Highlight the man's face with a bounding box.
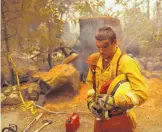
[96,39,117,59]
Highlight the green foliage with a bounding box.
[73,0,105,17]
[2,0,162,66]
[20,0,64,58]
[123,8,153,38]
[2,0,106,55]
[122,8,155,55]
[122,6,162,56]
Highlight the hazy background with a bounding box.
[1,0,162,84]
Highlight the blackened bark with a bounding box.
[2,0,15,85]
[61,47,69,57]
[48,52,52,69]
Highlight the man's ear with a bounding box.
[113,40,117,46]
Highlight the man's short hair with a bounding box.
[95,26,117,44]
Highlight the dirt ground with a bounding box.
[1,78,162,132]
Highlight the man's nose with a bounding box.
[99,48,103,53]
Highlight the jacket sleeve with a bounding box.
[86,69,96,104]
[115,56,148,109]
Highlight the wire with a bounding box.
[2,124,18,132]
[33,102,91,114]
[2,127,16,132]
[7,52,37,114]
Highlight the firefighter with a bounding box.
[86,26,148,132]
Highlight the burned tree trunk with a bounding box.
[2,0,16,85]
[78,16,123,79]
[147,0,150,19]
[47,52,52,69]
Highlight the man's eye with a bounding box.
[103,45,109,48]
[103,46,108,48]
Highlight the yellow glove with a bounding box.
[96,94,115,110]
[88,101,103,118]
[88,101,110,119]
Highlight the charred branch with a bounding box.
[61,48,69,57]
[53,46,71,52]
[30,53,41,62]
[6,30,18,39]
[48,52,52,69]
[5,16,20,23]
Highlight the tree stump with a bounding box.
[39,64,80,95]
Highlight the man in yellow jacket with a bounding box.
[86,26,148,132]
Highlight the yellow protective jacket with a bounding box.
[86,47,148,129]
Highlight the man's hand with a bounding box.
[96,94,114,110]
[88,102,103,118]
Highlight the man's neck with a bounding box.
[102,48,117,69]
[103,57,112,63]
[103,49,117,62]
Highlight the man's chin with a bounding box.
[101,55,112,61]
[101,55,108,59]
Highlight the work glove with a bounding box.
[88,101,103,118]
[96,94,115,110]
